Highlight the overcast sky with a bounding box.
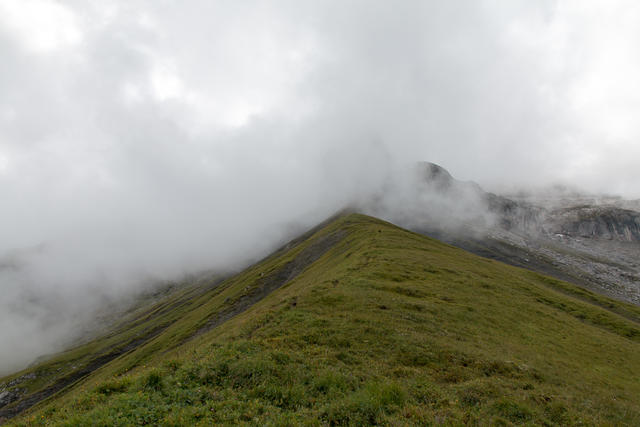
[1,0,640,373]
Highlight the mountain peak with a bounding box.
[3,212,639,425]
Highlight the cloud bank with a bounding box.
[2,0,640,374]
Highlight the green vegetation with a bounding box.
[2,213,640,425]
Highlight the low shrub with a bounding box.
[94,377,131,395]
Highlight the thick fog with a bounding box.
[2,1,640,375]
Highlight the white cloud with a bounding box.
[2,0,640,374]
[0,0,83,53]
[0,152,8,173]
[150,61,184,101]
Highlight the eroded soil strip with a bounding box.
[0,325,169,422]
[192,230,346,338]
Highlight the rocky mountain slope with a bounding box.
[378,162,640,305]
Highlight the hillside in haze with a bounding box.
[369,162,640,305]
[4,2,640,425]
[2,213,639,425]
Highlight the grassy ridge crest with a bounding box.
[3,213,640,425]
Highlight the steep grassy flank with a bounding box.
[4,214,640,425]
[0,213,347,421]
[0,275,225,419]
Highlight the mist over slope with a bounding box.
[372,163,640,305]
[3,0,640,379]
[3,157,640,376]
[2,214,639,425]
[0,158,496,375]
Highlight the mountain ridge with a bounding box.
[380,162,640,305]
[2,213,639,425]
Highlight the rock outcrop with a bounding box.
[407,162,640,305]
[548,206,640,242]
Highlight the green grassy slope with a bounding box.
[3,213,640,425]
[0,275,225,419]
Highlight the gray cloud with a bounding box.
[1,0,640,374]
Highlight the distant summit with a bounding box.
[398,162,640,304]
[418,161,454,185]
